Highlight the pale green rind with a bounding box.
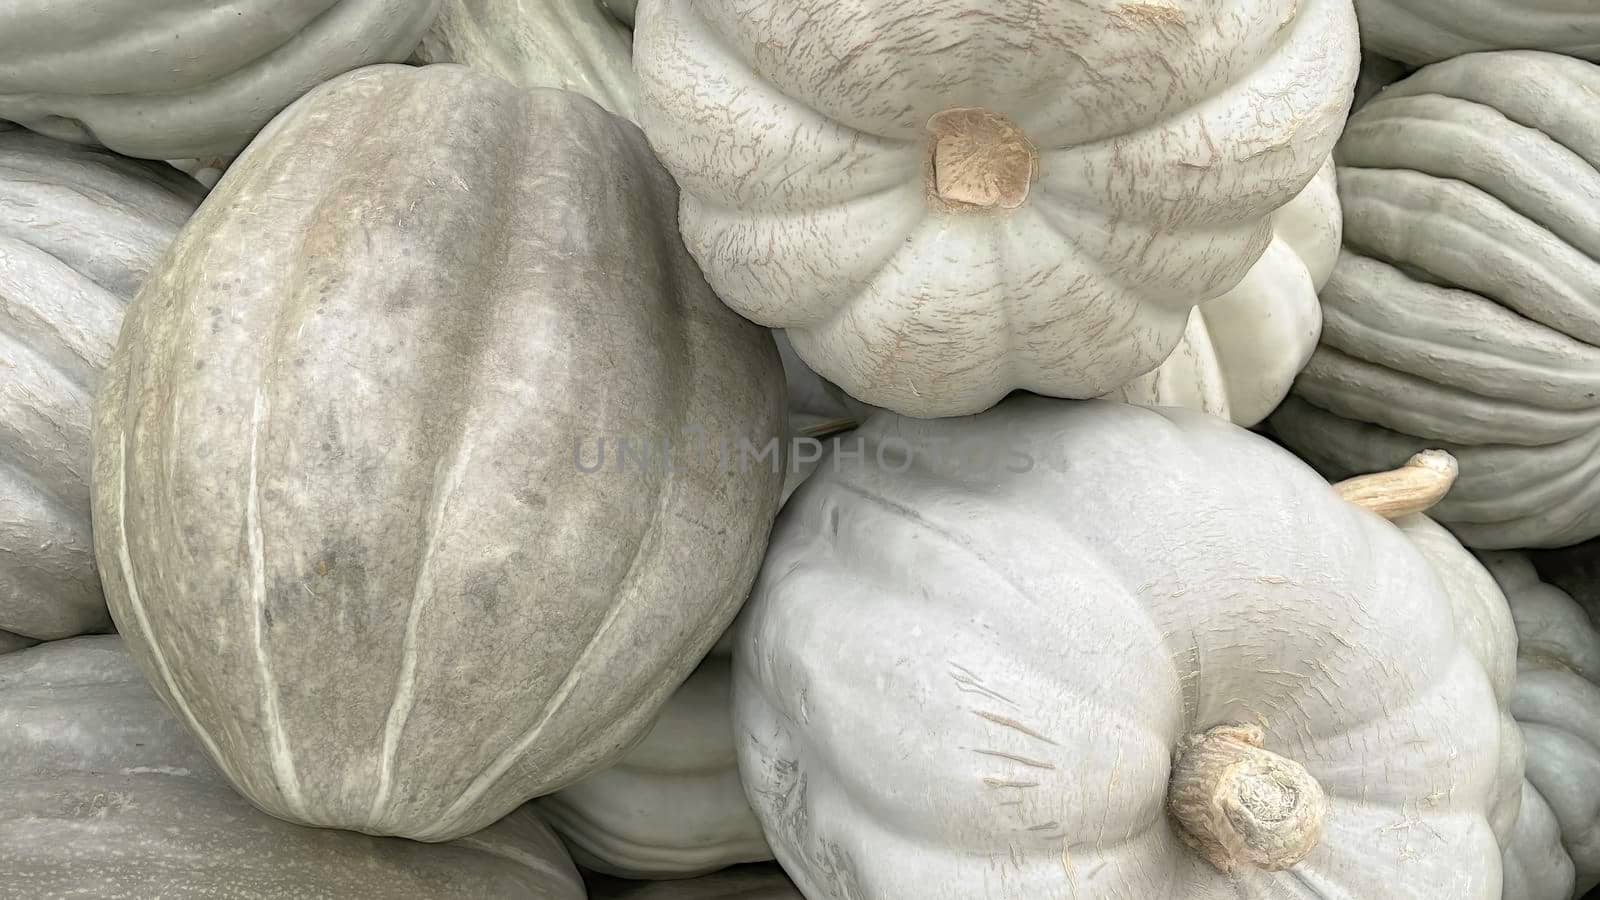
[0,130,204,642]
[1353,0,1600,66]
[0,0,442,159]
[1269,397,1600,549]
[0,637,586,899]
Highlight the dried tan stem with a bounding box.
[1332,450,1458,519]
[927,108,1038,210]
[1168,724,1326,874]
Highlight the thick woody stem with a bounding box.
[1332,450,1458,519]
[927,108,1038,210]
[1168,724,1327,874]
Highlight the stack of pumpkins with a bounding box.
[1,0,1597,898]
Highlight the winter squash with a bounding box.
[735,398,1511,897]
[0,0,440,159]
[1482,551,1600,898]
[1270,51,1600,549]
[1351,0,1600,66]
[0,637,586,898]
[587,865,802,899]
[538,640,772,877]
[1106,158,1339,427]
[91,64,786,842]
[634,0,1359,418]
[0,130,205,646]
[1331,457,1565,900]
[415,0,639,121]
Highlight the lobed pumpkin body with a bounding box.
[1397,515,1577,900]
[415,0,639,120]
[0,1,440,160]
[0,637,586,899]
[634,0,1358,417]
[1270,51,1600,549]
[538,642,772,878]
[1352,0,1600,66]
[1106,158,1338,426]
[587,865,803,899]
[91,64,786,842]
[1484,552,1600,898]
[735,398,1510,898]
[0,130,205,647]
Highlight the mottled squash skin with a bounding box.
[0,637,586,899]
[92,64,785,842]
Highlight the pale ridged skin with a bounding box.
[736,399,1508,899]
[634,0,1358,418]
[1481,552,1600,898]
[587,865,802,899]
[0,0,441,159]
[1105,157,1338,427]
[1271,52,1600,549]
[0,637,587,899]
[1353,0,1600,66]
[91,64,786,842]
[1397,516,1574,900]
[415,0,639,121]
[538,649,773,878]
[0,131,205,644]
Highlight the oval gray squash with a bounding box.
[0,0,440,160]
[0,637,586,899]
[91,63,786,842]
[1270,51,1600,549]
[1,130,205,646]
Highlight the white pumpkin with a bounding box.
[634,0,1359,418]
[415,0,638,121]
[735,398,1510,898]
[1106,158,1338,426]
[1483,551,1600,898]
[537,643,773,878]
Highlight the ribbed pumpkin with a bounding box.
[736,399,1512,898]
[1270,51,1600,549]
[415,0,638,120]
[587,865,802,899]
[538,637,772,878]
[91,64,785,842]
[0,0,440,159]
[634,0,1358,418]
[0,130,205,649]
[1352,0,1600,66]
[0,637,586,898]
[1106,158,1338,426]
[1483,550,1600,898]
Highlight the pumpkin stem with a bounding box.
[1332,450,1458,519]
[926,108,1038,210]
[1168,724,1326,874]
